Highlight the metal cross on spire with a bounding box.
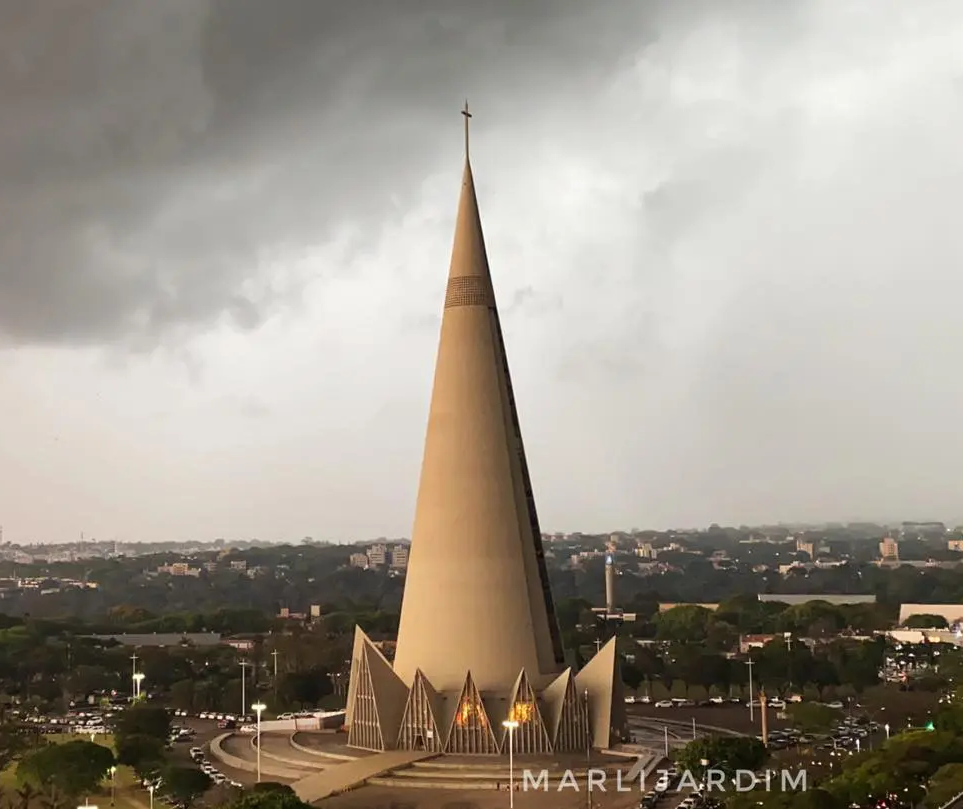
[461,100,472,159]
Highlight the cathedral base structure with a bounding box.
[345,628,626,755]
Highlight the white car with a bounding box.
[769,699,786,709]
[654,700,674,708]
[239,724,257,734]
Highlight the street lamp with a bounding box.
[252,702,267,783]
[240,661,253,719]
[147,785,154,809]
[133,672,145,700]
[502,720,519,808]
[77,802,98,809]
[109,766,116,806]
[884,723,891,739]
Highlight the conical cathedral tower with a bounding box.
[344,107,625,755]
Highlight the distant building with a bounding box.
[795,539,816,559]
[366,543,388,567]
[230,560,248,571]
[757,593,876,606]
[740,634,777,654]
[156,562,201,577]
[390,545,409,570]
[348,552,369,569]
[88,632,222,647]
[636,543,657,559]
[948,540,963,553]
[879,537,900,561]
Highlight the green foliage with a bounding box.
[16,739,114,798]
[252,783,296,794]
[161,765,212,808]
[115,733,167,779]
[923,763,963,808]
[825,729,963,805]
[115,703,171,743]
[904,613,950,629]
[786,702,842,733]
[277,668,333,710]
[226,786,312,809]
[674,735,768,778]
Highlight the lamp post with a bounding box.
[133,672,145,701]
[884,723,891,739]
[77,801,98,809]
[502,720,519,808]
[147,785,154,809]
[130,653,138,702]
[240,661,252,718]
[252,702,267,783]
[109,765,116,806]
[746,657,755,722]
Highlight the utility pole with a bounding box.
[240,661,252,718]
[746,658,755,723]
[271,649,279,700]
[130,654,139,702]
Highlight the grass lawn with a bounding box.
[0,733,171,808]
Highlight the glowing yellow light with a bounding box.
[455,694,488,727]
[509,702,535,723]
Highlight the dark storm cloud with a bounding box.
[0,0,660,347]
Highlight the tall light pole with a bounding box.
[130,653,138,702]
[663,726,669,758]
[147,785,154,809]
[252,702,267,783]
[133,672,145,701]
[109,765,116,806]
[746,658,755,722]
[240,661,252,718]
[502,719,519,807]
[271,649,279,701]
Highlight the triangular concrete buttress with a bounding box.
[362,639,409,749]
[344,626,368,727]
[541,667,589,752]
[396,668,445,753]
[575,636,627,749]
[445,671,499,755]
[347,643,382,751]
[346,633,408,751]
[501,669,552,754]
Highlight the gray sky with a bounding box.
[2,0,962,543]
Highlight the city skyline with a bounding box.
[2,3,963,543]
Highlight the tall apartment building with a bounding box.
[390,544,409,570]
[879,537,900,561]
[349,552,369,569]
[366,543,388,567]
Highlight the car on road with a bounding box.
[654,700,674,708]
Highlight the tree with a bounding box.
[674,736,768,778]
[653,606,714,643]
[115,734,167,779]
[924,763,963,808]
[225,787,313,809]
[115,704,171,743]
[787,702,842,733]
[162,766,211,808]
[905,613,949,629]
[277,668,332,709]
[252,783,296,794]
[17,740,114,799]
[0,723,35,774]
